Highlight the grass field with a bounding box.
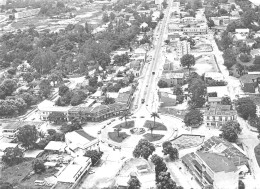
[113,121,135,129]
[108,132,130,143]
[143,133,164,142]
[143,120,167,131]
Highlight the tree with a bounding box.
[103,96,115,105]
[241,10,255,27]
[0,182,13,189]
[235,97,256,120]
[208,19,215,28]
[231,4,236,10]
[221,96,231,105]
[162,141,179,161]
[156,172,178,189]
[84,150,103,165]
[59,85,69,96]
[1,79,17,96]
[102,12,109,23]
[221,121,242,142]
[221,31,233,50]
[47,129,56,136]
[239,180,245,189]
[17,125,38,149]
[113,54,130,66]
[188,77,206,108]
[19,93,37,107]
[151,154,168,182]
[128,176,141,189]
[254,56,260,65]
[184,109,203,127]
[133,139,155,160]
[162,0,168,9]
[39,79,52,98]
[180,54,195,75]
[32,159,46,174]
[158,80,168,88]
[219,8,228,15]
[120,112,129,128]
[2,147,24,166]
[151,112,159,135]
[110,12,116,20]
[48,112,66,124]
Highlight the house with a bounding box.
[206,86,229,106]
[251,49,260,58]
[240,72,260,93]
[140,22,148,29]
[235,28,250,34]
[168,23,181,33]
[57,156,91,184]
[204,72,224,82]
[160,73,185,86]
[158,92,176,107]
[0,142,18,152]
[65,129,99,156]
[113,48,130,56]
[37,100,71,121]
[44,141,67,153]
[204,105,237,128]
[116,91,132,106]
[182,25,208,35]
[182,151,239,189]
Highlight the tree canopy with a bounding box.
[221,121,242,142]
[184,109,203,127]
[133,139,155,160]
[235,97,256,120]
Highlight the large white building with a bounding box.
[14,8,40,19]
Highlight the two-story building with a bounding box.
[160,72,185,86]
[240,72,260,93]
[182,151,239,189]
[206,86,229,106]
[204,105,237,128]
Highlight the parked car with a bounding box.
[89,170,95,174]
[102,125,106,129]
[97,130,101,134]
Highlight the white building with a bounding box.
[204,72,225,81]
[183,26,208,35]
[14,8,40,19]
[182,151,239,189]
[37,100,71,121]
[207,86,229,106]
[235,28,250,34]
[65,129,99,156]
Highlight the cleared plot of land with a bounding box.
[108,132,130,143]
[143,120,167,131]
[171,134,205,149]
[113,121,135,129]
[192,54,219,75]
[143,133,164,142]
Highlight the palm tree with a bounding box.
[38,131,45,140]
[120,111,129,128]
[148,123,154,136]
[115,125,122,137]
[151,112,159,128]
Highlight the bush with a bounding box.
[239,53,251,63]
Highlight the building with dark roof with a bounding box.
[182,151,239,189]
[204,105,237,128]
[240,72,260,93]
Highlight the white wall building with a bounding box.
[176,40,190,60]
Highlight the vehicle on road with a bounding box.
[141,99,145,104]
[88,171,95,174]
[132,116,136,118]
[107,122,111,125]
[152,71,155,75]
[102,126,106,129]
[140,116,145,118]
[108,144,112,147]
[97,130,101,134]
[111,119,116,122]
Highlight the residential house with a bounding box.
[182,151,239,189]
[160,72,185,86]
[245,39,255,47]
[233,33,247,42]
[206,86,229,106]
[113,48,130,56]
[65,129,99,156]
[168,23,182,33]
[204,105,237,128]
[240,72,260,93]
[44,141,67,153]
[140,22,148,30]
[37,100,71,121]
[251,49,260,58]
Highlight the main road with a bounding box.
[134,0,172,117]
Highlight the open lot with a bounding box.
[143,120,167,131]
[192,54,219,75]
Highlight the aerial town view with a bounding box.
[1,0,260,188]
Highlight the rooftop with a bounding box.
[204,105,236,116]
[196,151,237,173]
[44,141,67,152]
[75,129,96,141]
[207,86,229,97]
[240,74,260,83]
[0,142,18,151]
[250,95,260,105]
[162,72,184,79]
[204,72,224,81]
[38,100,71,112]
[199,136,248,167]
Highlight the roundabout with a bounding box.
[100,114,181,148]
